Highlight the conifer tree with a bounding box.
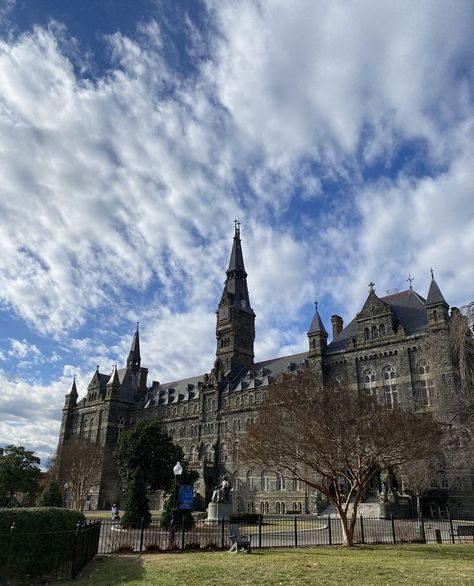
[38,478,63,507]
[121,466,151,527]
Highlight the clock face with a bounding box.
[218,306,229,320]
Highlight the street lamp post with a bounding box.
[169,461,183,548]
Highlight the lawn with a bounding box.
[72,544,474,586]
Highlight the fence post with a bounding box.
[360,515,365,544]
[220,518,225,549]
[258,515,262,549]
[449,514,455,544]
[328,516,332,546]
[420,515,426,543]
[71,521,81,578]
[139,517,145,553]
[181,515,186,550]
[294,516,298,548]
[390,514,396,544]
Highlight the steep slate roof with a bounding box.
[307,303,328,335]
[328,289,429,352]
[426,276,447,306]
[139,352,310,408]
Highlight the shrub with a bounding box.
[160,491,194,529]
[0,507,85,579]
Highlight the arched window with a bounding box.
[234,441,240,461]
[276,502,281,514]
[364,327,370,341]
[417,360,434,407]
[246,470,254,491]
[276,472,285,491]
[292,472,301,491]
[371,325,379,339]
[261,471,269,491]
[363,369,377,397]
[379,324,386,337]
[383,366,398,409]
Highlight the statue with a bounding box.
[211,476,232,504]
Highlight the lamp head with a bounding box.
[173,461,183,476]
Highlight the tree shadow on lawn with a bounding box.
[72,555,145,585]
[325,544,474,561]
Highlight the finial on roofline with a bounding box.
[430,267,434,280]
[314,299,318,310]
[406,273,414,290]
[368,281,375,292]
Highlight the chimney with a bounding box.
[331,315,343,339]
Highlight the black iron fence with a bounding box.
[96,514,474,554]
[0,520,101,584]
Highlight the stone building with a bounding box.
[58,224,473,516]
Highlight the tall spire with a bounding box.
[127,323,141,372]
[215,222,255,378]
[69,376,78,399]
[307,300,328,356]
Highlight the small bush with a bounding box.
[0,507,85,578]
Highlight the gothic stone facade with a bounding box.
[58,226,474,516]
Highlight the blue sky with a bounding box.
[1,0,473,464]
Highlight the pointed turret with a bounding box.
[308,301,328,356]
[215,221,255,379]
[64,376,78,409]
[127,323,141,372]
[426,270,449,330]
[426,270,448,306]
[106,364,121,398]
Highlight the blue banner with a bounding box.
[177,484,194,510]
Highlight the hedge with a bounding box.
[0,507,85,579]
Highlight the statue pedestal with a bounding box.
[206,502,232,522]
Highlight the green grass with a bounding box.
[71,544,474,586]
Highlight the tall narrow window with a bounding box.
[383,366,398,409]
[261,471,269,491]
[364,327,370,341]
[379,324,386,337]
[417,360,434,407]
[276,472,285,491]
[246,470,254,490]
[371,325,379,339]
[363,369,377,397]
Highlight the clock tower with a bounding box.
[215,221,255,379]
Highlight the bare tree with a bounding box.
[245,368,442,546]
[58,439,105,511]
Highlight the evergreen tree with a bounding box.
[121,466,151,527]
[38,478,63,507]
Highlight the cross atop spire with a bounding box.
[407,273,414,290]
[234,218,241,236]
[369,281,375,292]
[136,321,139,333]
[430,267,434,279]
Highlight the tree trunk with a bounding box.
[338,510,356,546]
